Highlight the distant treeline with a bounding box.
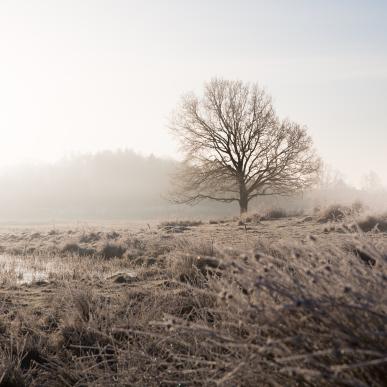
[0,149,385,222]
[0,150,237,222]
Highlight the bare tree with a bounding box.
[170,78,320,214]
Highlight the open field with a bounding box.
[0,214,386,386]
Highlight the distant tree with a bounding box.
[170,78,320,214]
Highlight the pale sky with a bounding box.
[0,0,386,186]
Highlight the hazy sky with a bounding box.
[1,0,386,186]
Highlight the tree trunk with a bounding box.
[239,183,248,215]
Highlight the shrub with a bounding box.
[106,231,120,239]
[356,214,387,232]
[61,243,81,254]
[100,243,126,259]
[61,242,96,256]
[262,208,288,220]
[317,204,352,223]
[79,232,101,243]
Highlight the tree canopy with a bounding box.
[170,78,320,214]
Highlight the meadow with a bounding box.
[0,209,386,386]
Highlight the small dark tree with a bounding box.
[170,78,320,214]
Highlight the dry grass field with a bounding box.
[0,211,386,386]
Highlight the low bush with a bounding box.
[100,242,126,259]
[79,232,101,243]
[262,208,289,220]
[61,242,96,256]
[106,231,120,239]
[356,214,387,232]
[317,204,352,223]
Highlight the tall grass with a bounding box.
[0,228,385,386]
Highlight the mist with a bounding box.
[0,149,384,223]
[0,150,239,222]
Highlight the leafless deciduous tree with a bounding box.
[170,78,321,214]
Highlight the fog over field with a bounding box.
[0,149,385,222]
[0,150,239,221]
